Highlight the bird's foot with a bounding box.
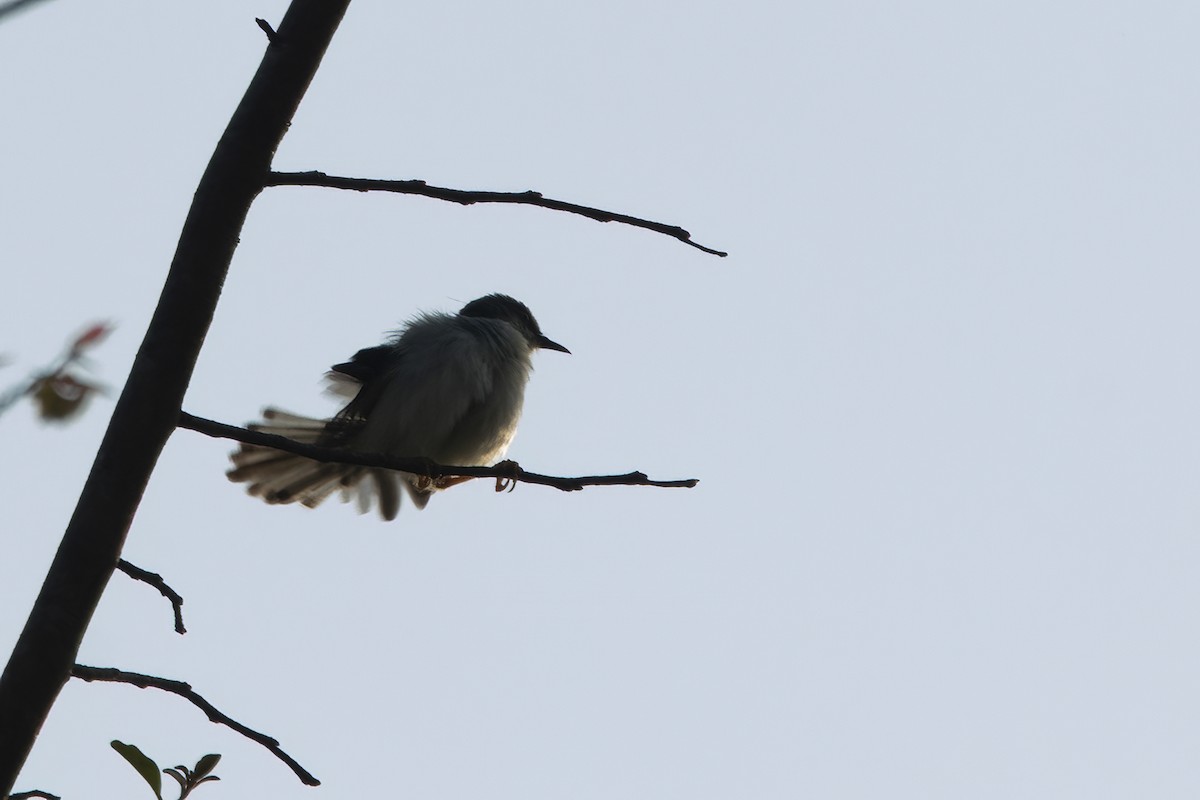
[493,459,521,493]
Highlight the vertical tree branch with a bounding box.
[0,2,352,792]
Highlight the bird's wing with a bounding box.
[341,326,502,461]
[329,344,394,384]
[320,344,401,445]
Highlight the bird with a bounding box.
[226,293,570,520]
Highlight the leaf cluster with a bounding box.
[110,742,220,800]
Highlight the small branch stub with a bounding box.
[255,17,277,42]
[116,559,187,635]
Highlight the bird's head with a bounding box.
[459,294,571,354]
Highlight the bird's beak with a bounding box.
[536,335,571,354]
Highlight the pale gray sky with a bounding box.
[4,1,1200,797]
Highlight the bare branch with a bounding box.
[178,411,699,491]
[71,665,319,787]
[10,791,60,800]
[115,559,187,635]
[266,170,729,257]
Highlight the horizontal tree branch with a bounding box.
[115,559,187,635]
[178,411,699,491]
[266,170,728,257]
[71,665,319,787]
[10,790,60,800]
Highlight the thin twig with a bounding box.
[71,665,319,787]
[178,411,699,490]
[266,170,728,257]
[255,17,277,42]
[116,559,187,635]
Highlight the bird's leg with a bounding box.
[493,459,521,493]
[411,463,482,492]
[435,475,475,490]
[410,457,441,492]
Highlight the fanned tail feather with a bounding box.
[226,407,408,520]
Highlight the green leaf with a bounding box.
[193,753,221,780]
[111,741,163,800]
[164,767,187,789]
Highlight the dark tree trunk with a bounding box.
[0,2,351,792]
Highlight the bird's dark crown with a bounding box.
[459,293,544,340]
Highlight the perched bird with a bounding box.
[227,294,569,520]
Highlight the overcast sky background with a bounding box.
[3,1,1200,797]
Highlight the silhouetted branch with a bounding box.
[0,4,351,792]
[266,170,728,257]
[10,790,60,800]
[255,17,277,42]
[178,411,699,490]
[116,559,187,635]
[71,665,319,787]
